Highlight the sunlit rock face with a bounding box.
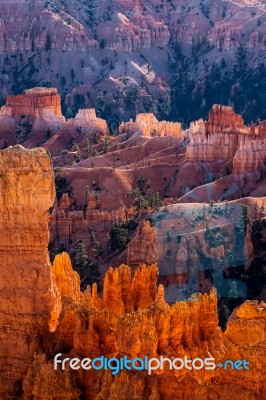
[0,145,61,399]
[119,113,182,137]
[4,88,63,118]
[127,220,158,266]
[185,105,266,176]
[0,148,264,399]
[23,254,266,400]
[67,108,108,135]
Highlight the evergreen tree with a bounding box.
[157,94,171,120]
[147,59,152,74]
[128,188,147,215]
[84,186,90,206]
[240,204,251,233]
[72,142,80,153]
[75,242,89,275]
[92,240,102,266]
[219,303,230,331]
[228,280,239,300]
[71,67,75,82]
[166,230,172,242]
[74,241,100,288]
[147,192,161,211]
[45,32,52,51]
[109,220,129,251]
[103,135,109,154]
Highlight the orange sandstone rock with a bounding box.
[0,145,61,399]
[0,146,265,399]
[127,220,158,266]
[206,104,245,134]
[24,253,266,399]
[5,88,63,118]
[52,252,81,304]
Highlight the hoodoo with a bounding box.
[0,146,61,399]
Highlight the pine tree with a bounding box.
[240,204,251,233]
[219,303,230,331]
[84,186,90,206]
[45,33,52,51]
[92,240,102,266]
[166,230,172,242]
[71,67,75,82]
[75,242,89,276]
[128,188,147,215]
[228,281,238,299]
[147,59,152,74]
[109,220,129,251]
[74,242,100,288]
[147,192,161,211]
[72,142,80,153]
[103,135,109,154]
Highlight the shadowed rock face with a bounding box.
[0,145,61,399]
[0,0,265,123]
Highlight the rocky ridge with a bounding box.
[0,0,265,125]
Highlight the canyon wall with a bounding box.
[3,88,63,118]
[49,192,132,245]
[0,2,97,53]
[233,138,266,174]
[106,17,170,52]
[0,0,265,57]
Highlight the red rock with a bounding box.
[5,88,63,118]
[186,105,266,176]
[127,220,158,266]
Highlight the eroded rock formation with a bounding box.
[0,88,63,122]
[22,254,266,400]
[0,148,265,399]
[119,113,181,137]
[186,105,266,175]
[68,108,108,135]
[0,145,61,399]
[127,220,158,266]
[233,138,266,174]
[206,105,246,135]
[106,16,170,52]
[0,89,112,148]
[0,1,97,53]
